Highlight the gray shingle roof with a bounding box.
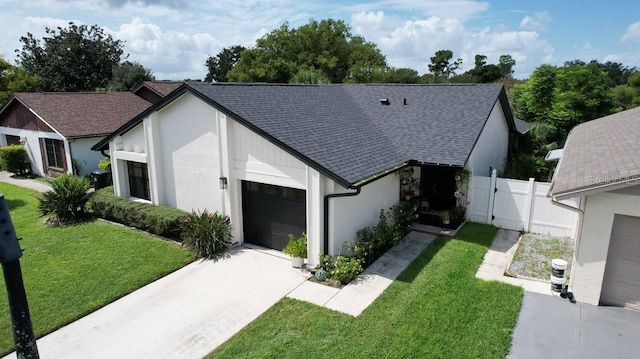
[550,106,640,198]
[513,117,531,134]
[188,83,509,186]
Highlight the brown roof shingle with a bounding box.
[8,92,152,139]
[550,106,640,198]
[136,81,182,97]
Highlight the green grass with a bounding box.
[0,182,196,355]
[210,223,523,359]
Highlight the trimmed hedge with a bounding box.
[0,144,31,175]
[88,186,188,240]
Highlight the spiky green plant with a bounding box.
[180,209,233,258]
[38,174,92,224]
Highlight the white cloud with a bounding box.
[112,18,220,80]
[520,11,551,32]
[621,21,640,42]
[581,41,592,50]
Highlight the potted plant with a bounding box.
[283,232,307,268]
[441,210,450,225]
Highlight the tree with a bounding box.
[109,61,153,91]
[428,50,462,82]
[1,57,39,105]
[498,55,516,78]
[16,22,124,91]
[226,19,387,83]
[204,45,246,82]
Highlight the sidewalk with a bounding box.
[288,231,436,316]
[0,171,51,193]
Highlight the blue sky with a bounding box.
[1,0,638,81]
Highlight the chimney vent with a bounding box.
[403,98,407,105]
[380,98,390,105]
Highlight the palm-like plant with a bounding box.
[38,175,93,224]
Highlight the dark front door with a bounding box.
[420,166,458,211]
[242,181,306,250]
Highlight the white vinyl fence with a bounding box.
[467,170,580,238]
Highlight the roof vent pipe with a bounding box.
[380,98,390,105]
[403,98,407,105]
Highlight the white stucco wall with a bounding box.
[69,137,106,175]
[466,100,509,176]
[0,127,68,176]
[571,188,640,305]
[328,173,400,255]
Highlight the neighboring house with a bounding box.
[92,83,521,265]
[549,106,640,310]
[133,81,182,104]
[0,92,152,176]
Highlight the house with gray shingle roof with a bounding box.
[548,105,640,310]
[93,82,520,264]
[0,91,152,177]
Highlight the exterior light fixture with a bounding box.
[219,177,228,189]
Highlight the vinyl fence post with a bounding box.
[523,178,536,232]
[486,169,497,225]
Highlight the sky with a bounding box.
[0,0,639,81]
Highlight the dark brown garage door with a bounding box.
[241,181,306,250]
[601,214,640,310]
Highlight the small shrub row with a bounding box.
[315,202,417,285]
[0,144,30,175]
[88,186,187,240]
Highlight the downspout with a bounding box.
[323,187,361,256]
[550,194,585,296]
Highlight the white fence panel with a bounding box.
[468,170,580,238]
[467,175,491,223]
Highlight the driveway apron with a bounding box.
[508,291,640,359]
[3,247,309,359]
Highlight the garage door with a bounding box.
[241,181,306,251]
[600,214,640,310]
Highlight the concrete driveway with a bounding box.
[509,291,640,359]
[3,247,309,359]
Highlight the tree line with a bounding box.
[2,19,640,181]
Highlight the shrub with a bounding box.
[319,254,363,285]
[0,145,30,175]
[98,157,111,171]
[283,232,307,258]
[88,187,186,239]
[38,175,92,224]
[180,209,233,258]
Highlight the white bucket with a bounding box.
[550,275,565,292]
[551,259,568,277]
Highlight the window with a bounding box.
[127,161,150,200]
[5,135,20,146]
[44,138,64,169]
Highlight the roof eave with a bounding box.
[551,177,640,200]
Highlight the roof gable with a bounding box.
[3,92,152,139]
[550,106,640,198]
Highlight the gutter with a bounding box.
[549,193,585,293]
[322,162,406,255]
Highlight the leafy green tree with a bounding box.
[428,50,462,82]
[227,19,387,83]
[370,67,419,84]
[0,57,39,105]
[290,67,330,84]
[109,61,154,91]
[205,45,246,82]
[16,22,124,91]
[498,55,516,78]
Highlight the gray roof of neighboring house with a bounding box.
[549,106,640,199]
[513,117,531,134]
[94,82,515,188]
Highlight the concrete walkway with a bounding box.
[3,247,310,359]
[288,231,436,316]
[0,171,51,193]
[508,291,640,359]
[476,228,550,295]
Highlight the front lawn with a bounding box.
[211,223,523,358]
[0,182,196,355]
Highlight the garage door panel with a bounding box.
[601,214,640,310]
[242,181,306,251]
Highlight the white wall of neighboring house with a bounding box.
[571,188,640,305]
[466,100,509,176]
[69,136,106,175]
[0,127,68,177]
